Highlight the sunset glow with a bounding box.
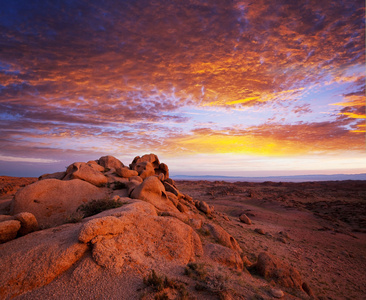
[0,0,365,177]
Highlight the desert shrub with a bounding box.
[112,181,127,190]
[66,211,85,223]
[143,270,188,299]
[77,197,127,218]
[184,263,207,281]
[154,292,169,300]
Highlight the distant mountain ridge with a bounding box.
[171,173,366,182]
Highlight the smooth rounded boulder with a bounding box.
[14,212,38,236]
[133,161,155,179]
[98,155,124,170]
[64,162,108,187]
[11,179,107,228]
[130,176,178,212]
[115,167,138,178]
[0,220,21,243]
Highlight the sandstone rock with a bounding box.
[0,220,21,243]
[255,228,265,235]
[156,162,169,179]
[98,155,124,170]
[242,255,253,267]
[0,215,13,222]
[164,181,179,196]
[133,161,155,179]
[270,288,284,298]
[197,200,212,214]
[115,167,138,178]
[64,162,108,187]
[239,214,252,225]
[130,176,178,212]
[164,177,176,187]
[160,211,189,223]
[205,243,243,270]
[166,191,179,206]
[130,153,160,170]
[253,252,303,289]
[189,218,203,229]
[14,212,38,236]
[0,223,88,299]
[11,179,107,228]
[177,202,188,213]
[85,161,106,172]
[202,223,242,253]
[183,193,193,202]
[38,171,66,180]
[129,176,143,183]
[79,216,126,243]
[91,216,203,271]
[126,179,141,195]
[158,173,165,181]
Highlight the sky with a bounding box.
[0,0,365,177]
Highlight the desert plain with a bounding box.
[0,154,365,300]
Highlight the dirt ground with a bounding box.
[176,180,366,300]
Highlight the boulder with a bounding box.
[130,176,178,212]
[156,163,169,179]
[166,191,179,206]
[202,223,242,253]
[270,288,285,298]
[11,179,107,228]
[132,161,155,179]
[38,171,66,180]
[130,153,160,170]
[163,181,179,196]
[129,176,143,183]
[91,215,203,272]
[164,178,176,187]
[177,202,188,213]
[197,200,212,214]
[79,216,126,243]
[0,220,21,243]
[98,155,124,170]
[253,252,303,289]
[115,167,138,178]
[64,162,108,187]
[205,243,243,270]
[86,161,105,172]
[239,214,252,225]
[0,223,88,299]
[14,212,38,236]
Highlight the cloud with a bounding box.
[0,0,364,174]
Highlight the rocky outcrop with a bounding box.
[1,153,283,299]
[64,162,108,187]
[0,223,88,299]
[204,243,243,270]
[11,179,107,228]
[130,154,170,179]
[202,222,242,253]
[98,155,124,170]
[253,252,303,290]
